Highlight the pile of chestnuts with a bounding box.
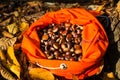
[37,20,83,61]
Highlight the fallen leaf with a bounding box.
[0,49,6,61]
[0,37,17,50]
[96,4,105,12]
[0,18,11,27]
[7,46,21,78]
[87,5,99,10]
[107,72,115,78]
[27,1,42,7]
[12,11,19,17]
[29,68,54,80]
[0,64,16,80]
[7,23,18,34]
[7,46,20,66]
[2,31,14,38]
[9,64,21,79]
[116,1,120,11]
[19,22,29,32]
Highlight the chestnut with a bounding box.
[69,57,75,61]
[75,49,82,54]
[48,40,54,45]
[44,45,50,50]
[72,31,78,38]
[59,36,65,44]
[62,53,66,57]
[76,29,81,34]
[61,43,69,52]
[53,42,59,49]
[48,28,53,34]
[51,34,59,40]
[66,34,73,42]
[42,34,49,40]
[70,47,74,52]
[78,56,82,61]
[58,56,64,60]
[71,24,77,31]
[56,38,60,42]
[59,48,63,53]
[44,51,49,55]
[54,50,60,57]
[48,32,53,37]
[61,30,67,36]
[50,46,55,51]
[65,55,70,61]
[64,22,71,30]
[53,26,58,33]
[38,21,83,61]
[40,40,44,43]
[74,45,82,54]
[44,41,49,46]
[65,52,72,56]
[74,44,81,49]
[78,25,83,30]
[47,53,54,59]
[74,38,81,44]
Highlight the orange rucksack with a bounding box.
[21,8,109,79]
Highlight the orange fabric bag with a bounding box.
[21,8,108,79]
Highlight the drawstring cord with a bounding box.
[35,62,67,70]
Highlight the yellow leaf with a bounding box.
[107,72,115,78]
[19,22,29,32]
[0,64,16,80]
[9,64,21,79]
[116,1,120,11]
[7,46,20,66]
[0,49,6,61]
[7,47,21,78]
[96,4,105,12]
[7,23,18,34]
[29,68,54,80]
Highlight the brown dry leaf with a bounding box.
[27,1,42,7]
[12,11,19,17]
[19,22,29,32]
[0,18,11,27]
[0,64,16,80]
[7,23,18,34]
[29,68,54,80]
[2,31,14,38]
[0,37,17,50]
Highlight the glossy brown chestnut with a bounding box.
[53,42,59,49]
[38,21,83,61]
[42,34,49,40]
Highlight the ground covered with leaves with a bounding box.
[0,0,120,80]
